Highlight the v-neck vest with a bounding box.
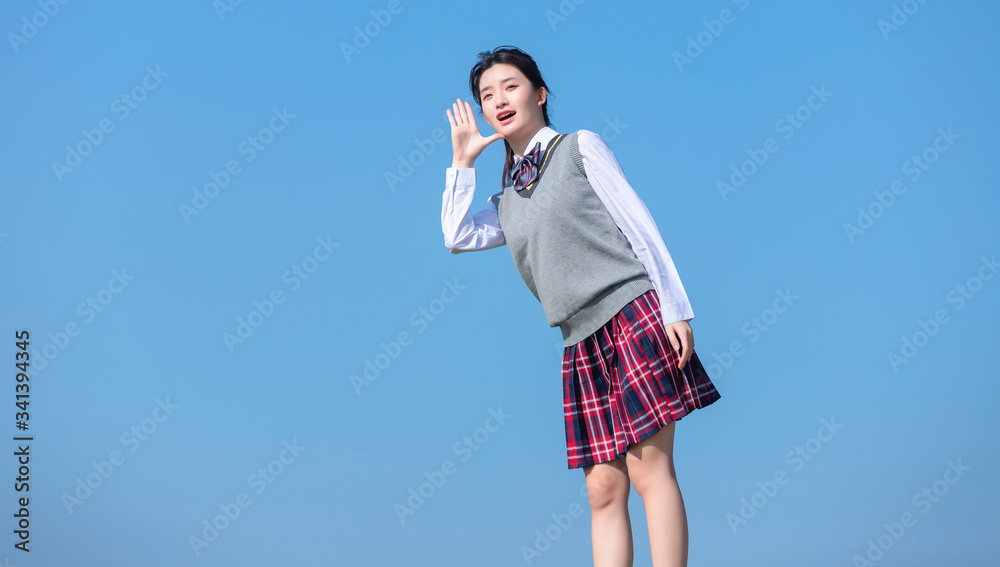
[489,131,653,347]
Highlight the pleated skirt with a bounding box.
[562,288,722,469]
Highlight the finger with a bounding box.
[664,325,681,357]
[464,101,479,131]
[678,333,691,370]
[458,99,470,124]
[453,101,464,124]
[446,108,456,129]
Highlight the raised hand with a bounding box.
[446,98,504,168]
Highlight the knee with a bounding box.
[628,462,678,498]
[585,460,630,510]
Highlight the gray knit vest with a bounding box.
[489,131,653,346]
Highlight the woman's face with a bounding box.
[478,63,546,144]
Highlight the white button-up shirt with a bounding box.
[441,126,695,327]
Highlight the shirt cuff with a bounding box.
[447,167,476,187]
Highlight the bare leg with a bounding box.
[583,456,634,567]
[625,421,688,567]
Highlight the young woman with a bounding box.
[440,46,721,567]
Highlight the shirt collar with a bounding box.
[515,126,560,160]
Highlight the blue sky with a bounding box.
[2,1,998,565]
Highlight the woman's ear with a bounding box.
[537,86,547,107]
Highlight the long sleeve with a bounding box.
[577,130,695,326]
[441,167,506,253]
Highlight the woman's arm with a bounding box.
[441,167,506,253]
[576,130,695,326]
[441,99,507,254]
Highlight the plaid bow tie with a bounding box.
[511,142,543,191]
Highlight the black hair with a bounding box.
[468,45,554,188]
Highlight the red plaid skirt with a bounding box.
[562,288,721,469]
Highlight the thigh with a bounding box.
[624,421,678,494]
[583,456,630,509]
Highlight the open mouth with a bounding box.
[497,111,515,125]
